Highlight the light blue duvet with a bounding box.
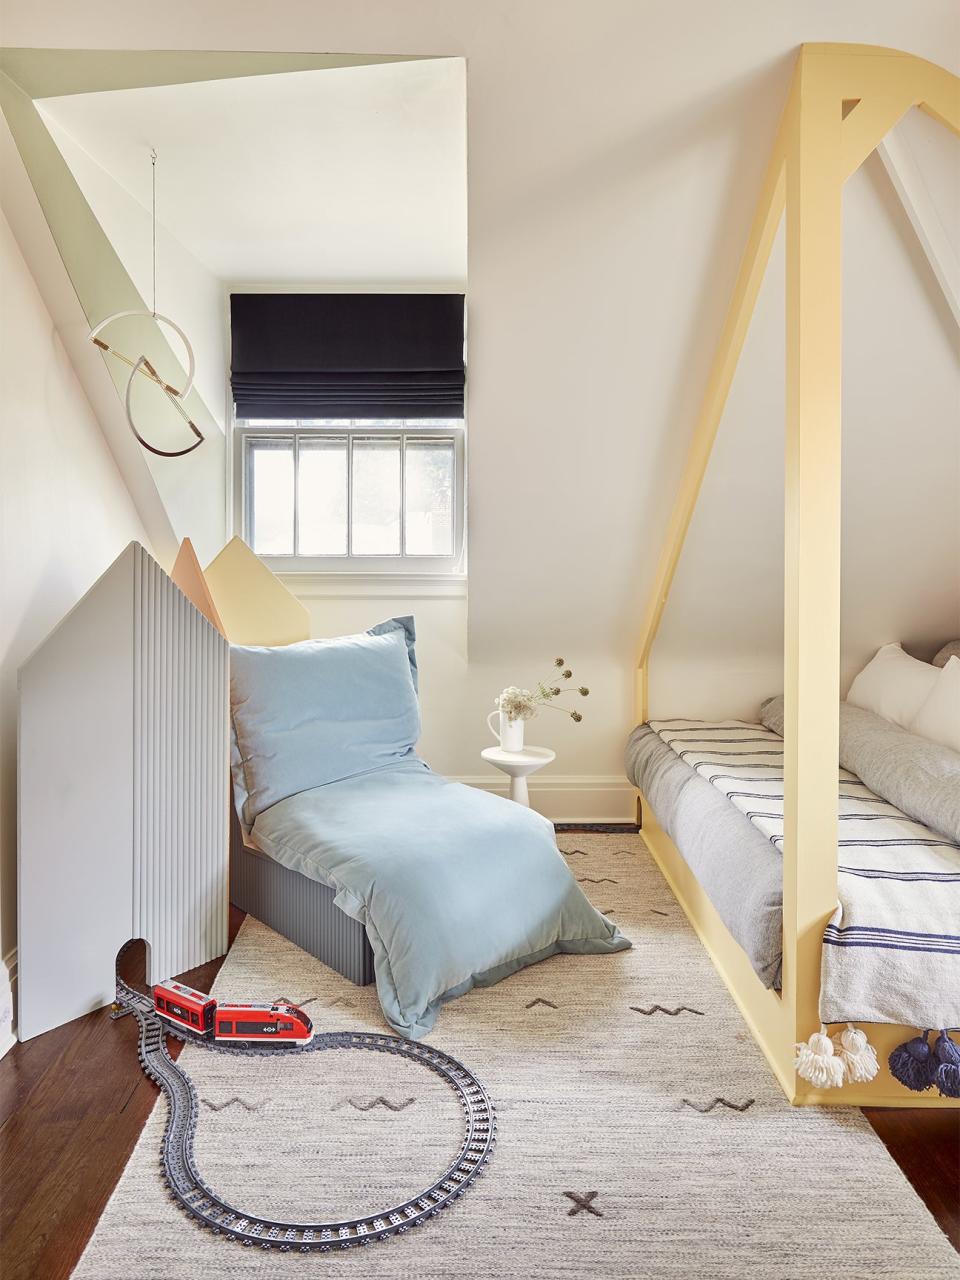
[252,760,631,1039]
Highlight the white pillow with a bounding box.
[909,656,960,754]
[845,642,939,728]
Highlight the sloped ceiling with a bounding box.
[651,106,960,718]
[1,9,958,728]
[0,49,461,565]
[35,58,467,284]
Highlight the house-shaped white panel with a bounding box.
[17,541,228,1039]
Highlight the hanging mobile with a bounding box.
[88,149,203,458]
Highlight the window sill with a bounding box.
[276,571,468,600]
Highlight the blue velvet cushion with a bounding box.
[230,616,420,827]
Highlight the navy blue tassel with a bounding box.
[888,1030,934,1093]
[930,1030,960,1099]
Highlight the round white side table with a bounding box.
[481,745,556,807]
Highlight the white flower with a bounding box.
[496,686,538,721]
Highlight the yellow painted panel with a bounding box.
[781,44,844,1057]
[203,537,310,646]
[638,792,795,1100]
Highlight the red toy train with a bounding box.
[153,980,314,1046]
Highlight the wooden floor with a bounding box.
[1,906,957,1280]
[0,908,244,1280]
[863,1107,960,1248]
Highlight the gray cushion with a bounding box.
[761,694,960,844]
[933,640,960,668]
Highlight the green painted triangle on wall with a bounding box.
[0,48,429,99]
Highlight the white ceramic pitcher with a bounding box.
[487,708,525,752]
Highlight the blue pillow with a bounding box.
[230,616,420,827]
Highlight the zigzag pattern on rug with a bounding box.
[681,1097,755,1113]
[630,1005,704,1017]
[200,1097,263,1113]
[282,994,356,1010]
[335,1096,417,1112]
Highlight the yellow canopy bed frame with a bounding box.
[635,44,960,1109]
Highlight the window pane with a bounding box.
[352,437,401,554]
[405,438,455,556]
[298,438,347,555]
[248,439,294,554]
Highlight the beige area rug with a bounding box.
[74,834,959,1278]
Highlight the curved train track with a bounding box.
[114,975,496,1252]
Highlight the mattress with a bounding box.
[625,723,784,987]
[628,713,960,1029]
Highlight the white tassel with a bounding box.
[831,1023,880,1084]
[794,1026,846,1089]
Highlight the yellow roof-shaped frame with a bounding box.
[635,45,959,1107]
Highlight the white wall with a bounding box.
[0,69,227,563]
[37,111,229,432]
[1,3,957,833]
[840,144,960,679]
[288,586,634,820]
[649,224,787,719]
[0,208,152,1048]
[651,121,960,721]
[3,4,955,628]
[35,58,469,288]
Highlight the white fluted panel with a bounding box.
[132,545,228,983]
[18,542,228,1040]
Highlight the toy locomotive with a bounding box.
[153,980,314,1046]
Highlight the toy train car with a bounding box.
[153,980,313,1046]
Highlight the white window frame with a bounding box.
[232,419,466,578]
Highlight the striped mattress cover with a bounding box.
[628,718,960,1029]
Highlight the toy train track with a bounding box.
[113,975,495,1251]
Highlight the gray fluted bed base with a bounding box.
[229,838,375,986]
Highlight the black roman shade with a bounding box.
[230,293,465,420]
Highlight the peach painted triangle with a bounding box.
[170,538,226,636]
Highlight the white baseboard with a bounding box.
[0,946,17,1058]
[457,775,636,823]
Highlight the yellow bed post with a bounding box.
[636,45,960,1107]
[781,47,844,1090]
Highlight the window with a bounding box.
[235,418,464,573]
[229,293,465,576]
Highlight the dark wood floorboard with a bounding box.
[864,1107,960,1250]
[0,906,245,1280]
[1,901,956,1278]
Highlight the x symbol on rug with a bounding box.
[563,1190,603,1217]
